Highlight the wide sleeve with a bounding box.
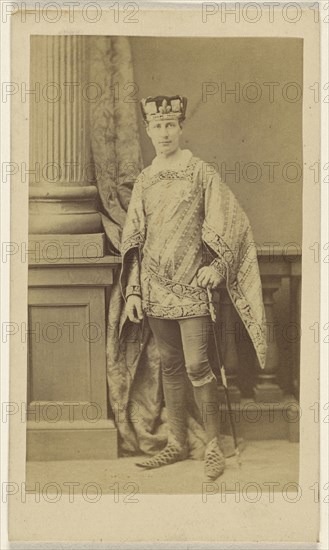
[119,173,146,303]
[201,162,244,282]
[124,248,142,299]
[199,161,267,370]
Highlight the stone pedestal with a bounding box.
[27,257,121,460]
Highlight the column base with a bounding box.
[254,384,284,403]
[28,233,105,260]
[218,397,299,441]
[27,419,118,461]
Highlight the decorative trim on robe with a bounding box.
[120,154,267,370]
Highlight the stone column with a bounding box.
[29,35,103,259]
[27,36,117,461]
[254,279,284,402]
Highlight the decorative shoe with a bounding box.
[204,437,226,480]
[135,442,188,470]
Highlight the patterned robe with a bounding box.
[120,150,267,369]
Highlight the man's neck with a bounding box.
[154,148,185,167]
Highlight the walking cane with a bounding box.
[207,287,242,468]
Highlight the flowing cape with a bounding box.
[199,161,267,369]
[120,158,267,369]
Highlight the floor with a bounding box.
[26,439,299,495]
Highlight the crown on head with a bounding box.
[140,95,187,123]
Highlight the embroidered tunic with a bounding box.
[120,150,267,369]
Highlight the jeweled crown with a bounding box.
[140,95,187,123]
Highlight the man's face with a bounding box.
[146,119,182,156]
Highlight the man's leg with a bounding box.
[179,316,225,479]
[135,316,188,469]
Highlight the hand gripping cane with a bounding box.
[207,287,241,468]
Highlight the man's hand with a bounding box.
[126,295,144,323]
[196,266,223,290]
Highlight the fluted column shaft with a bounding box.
[29,35,102,240]
[30,35,93,185]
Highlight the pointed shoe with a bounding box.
[204,437,226,480]
[135,442,188,470]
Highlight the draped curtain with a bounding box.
[89,36,236,459]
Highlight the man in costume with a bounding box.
[120,95,267,480]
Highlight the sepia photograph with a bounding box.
[26,33,302,493]
[4,2,325,546]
